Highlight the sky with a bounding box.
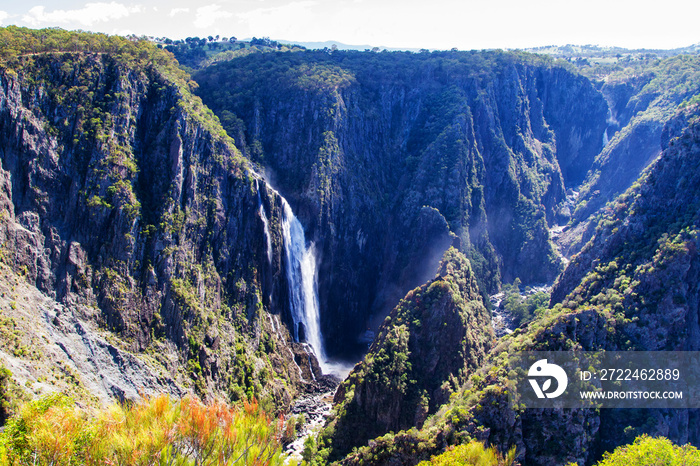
[0,0,698,51]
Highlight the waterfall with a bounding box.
[280,199,329,374]
[253,172,351,377]
[603,107,617,148]
[256,180,273,264]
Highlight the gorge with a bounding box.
[0,26,699,465]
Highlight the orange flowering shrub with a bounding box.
[0,393,291,466]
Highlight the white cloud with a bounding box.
[10,0,697,50]
[236,1,318,39]
[23,2,142,27]
[169,7,190,17]
[194,4,233,29]
[0,11,8,25]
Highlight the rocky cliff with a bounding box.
[551,103,700,351]
[332,104,700,466]
[318,248,493,460]
[0,28,312,408]
[194,50,608,358]
[559,55,700,256]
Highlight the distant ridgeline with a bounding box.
[0,26,699,466]
[157,35,308,70]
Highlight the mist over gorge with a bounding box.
[0,27,699,465]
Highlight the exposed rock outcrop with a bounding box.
[319,248,494,460]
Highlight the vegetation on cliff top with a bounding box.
[194,48,564,139]
[0,26,241,158]
[528,43,700,80]
[159,35,307,70]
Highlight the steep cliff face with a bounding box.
[551,104,700,347]
[560,55,700,256]
[0,30,310,407]
[319,248,493,461]
[194,51,608,357]
[332,105,700,466]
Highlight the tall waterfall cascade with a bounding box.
[255,174,352,378]
[280,199,330,374]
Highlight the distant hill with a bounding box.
[522,43,700,60]
[274,39,420,52]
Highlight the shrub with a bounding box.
[593,435,700,466]
[0,393,292,465]
[417,440,516,466]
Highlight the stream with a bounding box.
[283,373,346,463]
[490,284,553,337]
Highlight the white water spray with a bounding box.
[280,199,330,374]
